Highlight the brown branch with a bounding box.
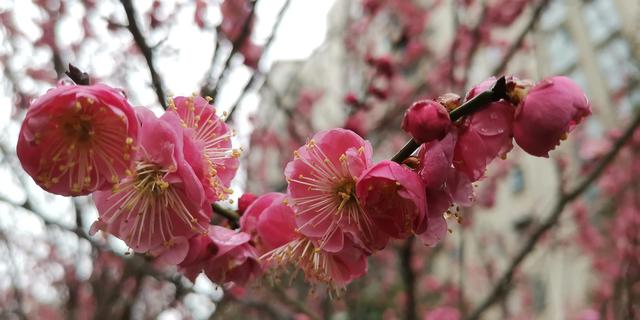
[120,0,167,109]
[490,0,551,76]
[391,76,508,163]
[225,0,292,122]
[399,237,417,320]
[201,0,258,100]
[213,77,509,225]
[212,203,240,228]
[467,108,640,320]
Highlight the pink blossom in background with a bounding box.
[356,160,427,239]
[91,108,209,255]
[485,0,528,27]
[194,0,208,29]
[285,128,387,252]
[219,0,262,68]
[220,0,253,42]
[401,100,451,144]
[167,96,239,202]
[513,76,591,157]
[17,83,138,196]
[423,306,460,320]
[239,41,263,69]
[454,77,515,181]
[179,226,261,288]
[344,110,369,138]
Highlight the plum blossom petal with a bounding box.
[454,77,515,181]
[356,160,427,239]
[166,96,240,202]
[179,226,261,287]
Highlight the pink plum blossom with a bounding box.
[239,192,298,254]
[356,160,427,239]
[91,107,209,256]
[262,234,368,287]
[166,96,239,202]
[220,0,253,42]
[401,100,451,143]
[241,192,367,286]
[454,77,515,181]
[17,83,138,196]
[416,130,473,246]
[285,128,386,252]
[512,76,591,157]
[179,226,261,287]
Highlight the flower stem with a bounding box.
[391,76,507,163]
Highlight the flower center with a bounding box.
[63,117,94,143]
[132,162,170,196]
[334,179,356,211]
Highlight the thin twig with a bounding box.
[120,0,167,109]
[201,0,259,100]
[490,0,551,76]
[467,109,640,320]
[212,203,240,228]
[225,0,292,122]
[391,76,508,163]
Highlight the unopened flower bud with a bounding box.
[513,76,591,157]
[401,100,451,143]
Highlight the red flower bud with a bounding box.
[401,100,451,143]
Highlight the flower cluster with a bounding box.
[17,83,256,287]
[238,75,590,289]
[17,74,590,291]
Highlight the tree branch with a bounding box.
[399,237,417,320]
[391,76,508,163]
[212,203,240,228]
[491,0,551,76]
[225,0,292,122]
[120,0,167,109]
[200,0,258,100]
[467,108,640,320]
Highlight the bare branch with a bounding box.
[399,237,417,320]
[467,108,640,320]
[490,0,551,76]
[201,0,259,100]
[226,0,292,122]
[120,0,167,109]
[211,203,240,228]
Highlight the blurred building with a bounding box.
[248,0,639,318]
